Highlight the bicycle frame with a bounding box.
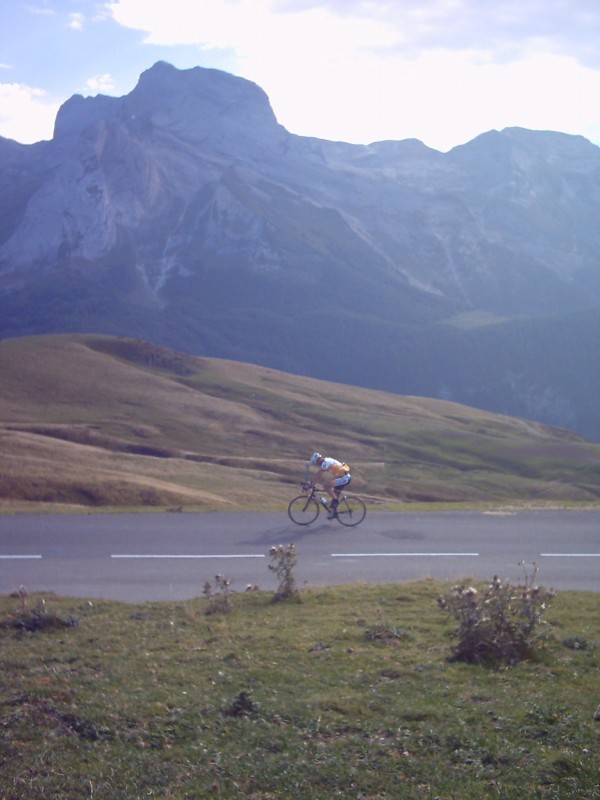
[304,482,328,505]
[287,482,366,527]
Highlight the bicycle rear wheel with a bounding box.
[288,495,320,525]
[336,496,366,526]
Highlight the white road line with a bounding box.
[0,555,42,559]
[111,554,265,559]
[540,553,600,557]
[331,552,479,558]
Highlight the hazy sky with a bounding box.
[2,0,600,152]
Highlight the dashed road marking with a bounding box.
[331,552,480,558]
[540,553,600,557]
[111,554,265,559]
[0,555,42,559]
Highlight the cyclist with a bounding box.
[308,452,351,519]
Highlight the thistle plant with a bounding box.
[268,544,300,602]
[202,574,233,615]
[438,563,556,665]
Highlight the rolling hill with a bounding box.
[1,334,598,511]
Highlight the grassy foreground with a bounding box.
[1,581,598,799]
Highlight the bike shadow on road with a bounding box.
[238,521,336,547]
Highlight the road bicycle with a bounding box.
[287,482,366,527]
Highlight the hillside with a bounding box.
[1,334,598,510]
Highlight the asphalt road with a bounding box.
[0,510,598,602]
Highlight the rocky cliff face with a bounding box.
[1,61,599,439]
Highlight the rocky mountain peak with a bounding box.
[53,93,120,143]
[124,61,286,152]
[52,61,285,156]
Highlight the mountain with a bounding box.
[1,334,598,509]
[1,61,599,440]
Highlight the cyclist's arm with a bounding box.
[314,467,334,486]
[311,466,326,484]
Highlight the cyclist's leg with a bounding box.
[320,479,336,506]
[329,475,351,517]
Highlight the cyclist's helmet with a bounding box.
[310,452,322,465]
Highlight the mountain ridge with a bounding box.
[1,62,599,439]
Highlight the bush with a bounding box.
[202,575,233,615]
[268,544,300,602]
[437,563,556,666]
[364,623,412,644]
[222,690,258,718]
[1,592,79,633]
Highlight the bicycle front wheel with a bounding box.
[336,496,366,527]
[288,495,320,525]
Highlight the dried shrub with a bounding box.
[562,636,594,651]
[2,593,79,633]
[438,563,556,666]
[268,544,300,602]
[222,690,258,718]
[202,575,233,615]
[364,623,412,644]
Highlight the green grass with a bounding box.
[1,333,600,512]
[1,581,598,799]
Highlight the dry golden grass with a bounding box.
[0,428,293,510]
[1,333,599,511]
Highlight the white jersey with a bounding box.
[319,458,347,478]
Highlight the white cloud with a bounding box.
[85,73,116,93]
[292,0,600,67]
[106,0,600,66]
[1,1,598,149]
[68,12,85,31]
[107,0,396,55]
[0,83,59,143]
[104,0,600,150]
[26,4,58,16]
